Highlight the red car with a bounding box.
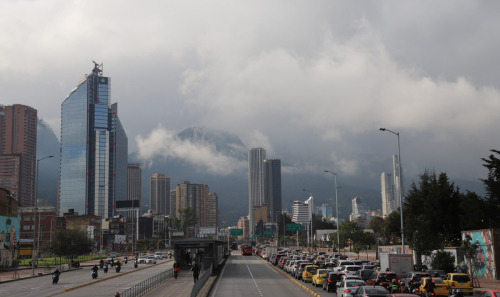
[477,290,500,297]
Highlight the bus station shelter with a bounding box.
[171,238,228,270]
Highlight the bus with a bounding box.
[241,243,253,256]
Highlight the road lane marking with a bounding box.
[242,256,263,297]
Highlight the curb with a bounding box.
[0,267,83,284]
[260,257,322,297]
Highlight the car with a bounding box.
[356,269,375,281]
[443,273,473,295]
[105,257,115,264]
[367,271,398,289]
[340,265,362,276]
[386,294,420,297]
[302,265,320,283]
[154,252,163,259]
[362,265,376,270]
[323,271,346,292]
[336,279,367,297]
[420,277,449,296]
[352,285,389,297]
[477,290,500,297]
[428,270,446,278]
[312,268,329,287]
[146,256,157,264]
[138,256,148,264]
[403,272,431,287]
[295,262,313,280]
[414,264,429,272]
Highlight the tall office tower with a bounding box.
[321,204,333,220]
[0,104,38,206]
[127,163,142,216]
[149,174,171,215]
[292,200,309,225]
[392,155,405,209]
[381,172,394,216]
[59,63,128,218]
[264,158,282,223]
[248,147,266,235]
[170,181,209,228]
[352,197,366,219]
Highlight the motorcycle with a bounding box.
[168,252,173,259]
[52,274,59,284]
[92,270,98,279]
[116,265,121,273]
[124,257,128,264]
[450,289,464,297]
[104,264,108,273]
[134,261,138,268]
[99,260,104,269]
[426,291,436,297]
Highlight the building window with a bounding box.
[23,225,30,230]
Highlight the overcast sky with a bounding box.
[2,0,499,184]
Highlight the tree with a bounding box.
[460,235,479,278]
[337,221,372,254]
[177,207,198,233]
[49,229,94,261]
[430,250,456,273]
[481,150,500,227]
[171,217,181,231]
[368,217,385,234]
[382,211,401,243]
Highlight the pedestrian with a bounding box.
[191,263,200,283]
[185,252,191,266]
[173,261,180,279]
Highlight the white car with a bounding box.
[146,256,157,264]
[336,279,366,297]
[138,256,148,264]
[154,252,163,259]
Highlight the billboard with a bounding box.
[116,200,140,209]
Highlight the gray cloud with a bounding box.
[1,0,499,184]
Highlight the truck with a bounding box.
[265,246,278,261]
[380,253,414,278]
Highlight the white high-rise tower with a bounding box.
[392,155,405,209]
[381,173,394,216]
[248,147,266,235]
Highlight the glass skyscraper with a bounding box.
[59,63,128,218]
[264,159,282,222]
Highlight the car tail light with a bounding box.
[345,289,351,293]
[328,279,332,283]
[305,273,308,277]
[452,282,455,286]
[345,271,349,273]
[470,282,473,287]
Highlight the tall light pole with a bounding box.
[324,170,341,253]
[302,189,313,250]
[32,155,53,276]
[379,128,405,252]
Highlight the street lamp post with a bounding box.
[32,155,53,276]
[324,170,341,253]
[302,189,313,250]
[379,127,405,252]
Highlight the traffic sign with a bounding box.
[230,229,243,236]
[264,231,273,235]
[252,234,261,237]
[286,224,302,231]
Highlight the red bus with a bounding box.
[241,243,253,255]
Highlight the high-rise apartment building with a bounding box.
[321,204,333,220]
[170,181,212,229]
[149,174,170,216]
[352,197,366,219]
[237,216,249,238]
[59,63,128,218]
[248,147,266,235]
[0,104,38,206]
[127,163,142,216]
[264,158,281,223]
[381,172,394,216]
[292,200,309,225]
[201,192,218,228]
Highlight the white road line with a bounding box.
[243,256,263,297]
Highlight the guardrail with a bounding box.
[190,264,213,297]
[120,268,174,297]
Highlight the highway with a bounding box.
[0,259,173,297]
[212,252,333,297]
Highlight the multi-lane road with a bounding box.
[0,259,173,297]
[212,252,333,297]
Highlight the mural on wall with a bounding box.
[0,218,21,268]
[462,230,496,279]
[421,248,459,269]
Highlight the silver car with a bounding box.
[336,279,367,297]
[146,256,157,264]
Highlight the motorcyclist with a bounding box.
[400,281,410,293]
[115,261,121,273]
[451,289,464,297]
[52,268,61,284]
[390,279,400,293]
[104,263,108,273]
[92,264,99,278]
[99,259,104,269]
[425,276,436,295]
[124,256,128,264]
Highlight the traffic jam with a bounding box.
[249,245,475,297]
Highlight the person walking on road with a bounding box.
[191,263,200,283]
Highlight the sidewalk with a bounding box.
[473,278,500,295]
[0,259,102,283]
[144,267,196,296]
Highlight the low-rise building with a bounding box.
[0,188,21,268]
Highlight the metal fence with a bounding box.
[120,268,174,297]
[190,264,213,297]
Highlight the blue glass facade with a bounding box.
[264,159,282,222]
[60,66,128,218]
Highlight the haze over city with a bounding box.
[2,0,499,198]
